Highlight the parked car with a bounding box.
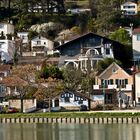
[79,105,88,111]
[6,107,18,113]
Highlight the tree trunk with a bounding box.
[48,97,51,112]
[21,97,23,113]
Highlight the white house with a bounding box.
[17,32,29,44]
[0,22,14,36]
[0,40,15,63]
[43,91,90,112]
[132,28,140,62]
[121,1,137,15]
[134,71,140,106]
[31,35,54,56]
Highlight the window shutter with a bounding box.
[125,79,128,85]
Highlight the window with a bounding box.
[112,68,117,74]
[44,42,46,45]
[106,48,110,55]
[78,100,83,104]
[0,24,4,29]
[137,35,140,41]
[115,79,128,88]
[64,97,70,102]
[37,41,41,45]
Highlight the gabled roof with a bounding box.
[31,35,52,41]
[0,76,28,87]
[122,1,137,5]
[98,62,131,78]
[56,32,124,49]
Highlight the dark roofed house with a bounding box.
[56,32,130,71]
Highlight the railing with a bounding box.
[93,84,132,90]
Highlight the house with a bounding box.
[56,32,130,70]
[17,32,29,45]
[93,62,133,107]
[132,28,140,63]
[0,22,14,36]
[121,1,138,15]
[0,39,15,63]
[31,35,54,56]
[0,76,28,96]
[0,65,11,102]
[0,65,11,80]
[46,91,90,111]
[133,71,140,106]
[35,85,90,111]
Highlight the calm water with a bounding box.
[0,123,140,140]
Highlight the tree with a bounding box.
[97,58,122,72]
[62,65,84,92]
[34,78,64,112]
[109,28,131,46]
[37,64,63,80]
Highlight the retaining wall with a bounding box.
[0,117,140,124]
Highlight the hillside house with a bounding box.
[0,22,14,37]
[56,32,129,71]
[121,1,137,15]
[0,39,15,63]
[31,36,54,56]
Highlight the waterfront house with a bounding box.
[31,35,54,56]
[133,71,140,106]
[93,62,133,107]
[56,32,129,71]
[121,1,138,15]
[35,84,90,111]
[48,91,90,111]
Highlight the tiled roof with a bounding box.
[0,76,28,87]
[0,65,11,71]
[133,28,140,34]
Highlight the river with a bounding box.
[0,123,139,140]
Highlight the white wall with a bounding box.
[17,32,29,44]
[121,2,137,15]
[135,73,140,104]
[0,23,14,36]
[31,36,54,55]
[0,40,15,62]
[132,34,140,60]
[54,94,88,108]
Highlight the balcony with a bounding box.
[93,84,132,91]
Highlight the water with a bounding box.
[0,123,139,140]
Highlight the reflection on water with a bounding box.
[0,123,140,140]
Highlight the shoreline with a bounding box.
[0,110,140,123]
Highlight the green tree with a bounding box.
[97,58,122,72]
[109,28,131,45]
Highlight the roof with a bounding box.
[0,65,11,72]
[132,28,140,34]
[56,32,124,49]
[97,62,131,78]
[0,76,28,87]
[122,1,137,5]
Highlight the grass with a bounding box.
[0,112,140,118]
